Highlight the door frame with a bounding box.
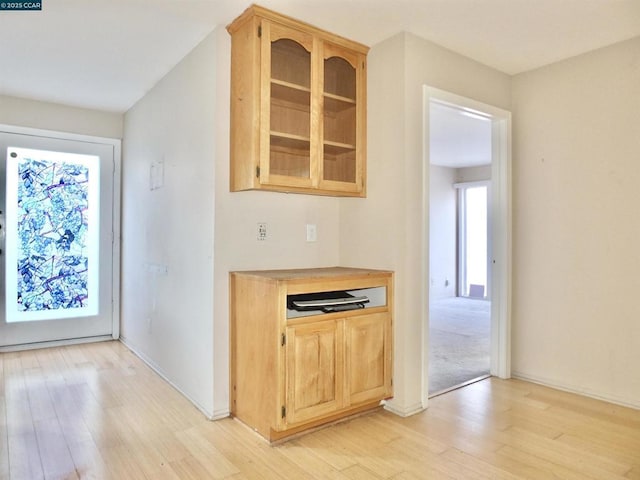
[0,123,121,350]
[422,87,512,406]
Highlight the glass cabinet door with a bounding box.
[320,43,364,193]
[261,21,316,188]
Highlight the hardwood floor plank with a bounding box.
[0,350,9,477]
[439,447,530,480]
[64,437,109,480]
[340,464,385,479]
[2,341,640,479]
[7,431,45,480]
[368,413,449,455]
[32,417,76,480]
[203,420,316,480]
[169,454,222,480]
[497,425,631,478]
[174,426,240,479]
[5,355,45,480]
[276,443,352,479]
[101,444,148,479]
[389,403,504,458]
[375,440,460,479]
[494,445,589,480]
[24,368,57,424]
[391,471,449,480]
[626,467,640,479]
[300,421,404,479]
[17,350,40,370]
[473,449,562,480]
[556,432,640,471]
[284,430,359,473]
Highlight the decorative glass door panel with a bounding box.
[0,131,117,348]
[5,147,100,322]
[321,43,363,192]
[261,21,316,187]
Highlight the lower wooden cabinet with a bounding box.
[230,267,393,442]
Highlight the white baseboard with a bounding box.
[119,336,223,420]
[0,334,114,353]
[383,399,425,417]
[512,371,640,411]
[211,408,231,421]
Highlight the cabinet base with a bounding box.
[232,401,386,444]
[274,401,385,443]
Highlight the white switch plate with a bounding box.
[306,224,317,242]
[150,160,164,190]
[257,222,267,241]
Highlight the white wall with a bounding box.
[122,26,342,418]
[429,165,457,299]
[456,164,491,183]
[0,95,123,139]
[511,37,640,408]
[121,29,218,415]
[340,32,511,414]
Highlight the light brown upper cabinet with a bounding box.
[227,5,369,197]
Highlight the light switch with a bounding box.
[150,160,164,190]
[306,224,317,242]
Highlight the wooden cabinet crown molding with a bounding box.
[226,4,369,55]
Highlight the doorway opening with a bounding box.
[424,88,511,400]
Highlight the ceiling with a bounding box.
[1,0,639,115]
[430,101,492,169]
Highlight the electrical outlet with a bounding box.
[257,222,267,241]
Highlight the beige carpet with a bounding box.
[428,297,490,394]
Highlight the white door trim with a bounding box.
[0,123,121,345]
[422,87,512,407]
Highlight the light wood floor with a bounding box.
[1,341,639,479]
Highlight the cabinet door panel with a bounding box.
[345,313,392,405]
[260,20,316,189]
[286,320,343,425]
[319,42,365,194]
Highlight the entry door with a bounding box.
[0,130,118,348]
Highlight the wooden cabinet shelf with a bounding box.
[227,5,368,196]
[324,141,355,154]
[230,267,393,442]
[271,82,311,112]
[270,132,311,147]
[324,94,356,109]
